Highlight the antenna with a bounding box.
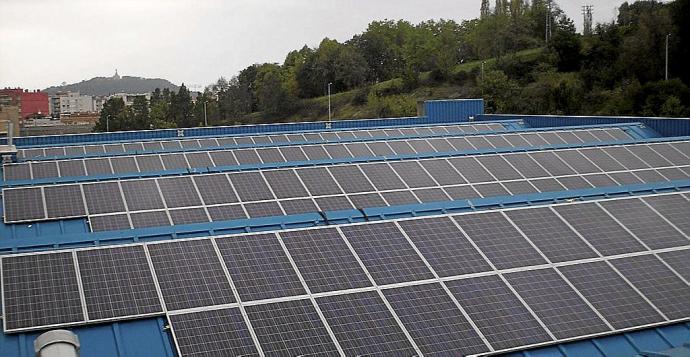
[582,5,593,36]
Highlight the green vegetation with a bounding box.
[94,0,690,132]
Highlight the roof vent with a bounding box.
[34,330,80,357]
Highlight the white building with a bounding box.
[108,93,151,106]
[49,91,94,117]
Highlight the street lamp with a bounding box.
[327,82,333,122]
[665,33,671,81]
[106,114,110,132]
[203,100,208,126]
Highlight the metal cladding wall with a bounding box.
[477,113,690,137]
[424,99,484,122]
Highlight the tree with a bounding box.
[253,64,296,117]
[480,0,491,18]
[172,83,194,127]
[94,97,125,132]
[131,96,150,129]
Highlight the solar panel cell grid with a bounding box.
[398,217,492,277]
[554,203,647,256]
[554,150,601,174]
[610,255,690,320]
[207,204,246,222]
[169,308,259,357]
[2,252,85,330]
[453,212,547,270]
[82,182,126,214]
[77,246,162,320]
[160,154,189,170]
[278,146,308,161]
[384,283,490,356]
[3,187,45,222]
[262,170,308,199]
[110,157,138,174]
[121,180,166,211]
[340,222,434,285]
[317,291,417,356]
[44,185,86,218]
[89,214,131,232]
[296,167,343,196]
[412,188,449,203]
[4,163,31,181]
[58,160,86,177]
[658,249,690,281]
[381,190,420,206]
[389,161,437,188]
[192,174,238,205]
[148,239,235,310]
[349,193,387,208]
[168,207,209,225]
[244,201,284,218]
[558,261,664,329]
[228,172,274,201]
[215,233,306,301]
[505,208,598,263]
[445,275,553,351]
[130,211,171,228]
[358,163,407,190]
[503,180,540,194]
[419,159,466,185]
[31,162,58,179]
[245,299,340,355]
[135,155,164,172]
[328,166,374,193]
[84,158,113,176]
[599,199,688,249]
[505,268,611,339]
[279,198,319,215]
[280,228,372,293]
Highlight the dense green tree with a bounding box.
[94,97,125,132]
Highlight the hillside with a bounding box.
[44,75,178,96]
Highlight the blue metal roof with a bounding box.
[2,102,689,357]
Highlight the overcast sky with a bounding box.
[1,0,627,90]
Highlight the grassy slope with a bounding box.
[245,48,544,124]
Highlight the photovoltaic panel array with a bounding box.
[3,192,689,357]
[4,140,689,229]
[4,126,631,182]
[16,122,508,160]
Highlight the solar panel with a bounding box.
[77,246,162,320]
[228,172,274,201]
[419,159,466,185]
[31,162,58,179]
[408,139,435,153]
[554,203,647,256]
[89,214,131,232]
[245,299,340,355]
[349,192,387,208]
[647,143,689,165]
[58,160,86,177]
[504,268,611,339]
[278,146,308,161]
[256,147,286,163]
[445,275,552,350]
[503,180,540,195]
[130,211,171,228]
[160,153,189,170]
[3,163,31,181]
[110,156,138,174]
[3,187,45,222]
[473,182,510,197]
[324,144,352,159]
[447,157,495,183]
[625,145,673,167]
[413,188,449,203]
[387,140,417,155]
[208,150,237,166]
[599,198,688,249]
[314,196,354,211]
[207,204,247,222]
[135,155,164,172]
[556,176,593,190]
[262,170,309,199]
[244,201,284,218]
[44,185,86,219]
[192,174,238,205]
[529,151,575,176]
[580,148,626,171]
[476,156,523,180]
[280,228,371,293]
[2,252,84,330]
[610,254,690,320]
[398,217,491,277]
[215,233,306,301]
[658,249,690,281]
[530,178,566,192]
[316,291,417,356]
[296,167,342,196]
[358,163,407,190]
[427,138,455,152]
[301,145,330,160]
[444,185,481,200]
[554,150,601,174]
[82,182,125,215]
[234,149,262,165]
[641,194,690,235]
[558,261,664,329]
[602,147,649,170]
[453,212,547,269]
[168,207,209,225]
[121,180,165,211]
[503,153,549,178]
[340,223,434,285]
[148,239,235,310]
[381,190,419,205]
[345,142,374,157]
[384,283,490,356]
[279,198,319,215]
[158,177,203,208]
[389,161,437,188]
[169,308,259,357]
[505,207,598,262]
[328,166,375,193]
[84,158,113,175]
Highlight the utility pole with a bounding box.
[665,33,671,81]
[545,0,552,44]
[327,82,333,121]
[582,5,593,36]
[203,100,208,126]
